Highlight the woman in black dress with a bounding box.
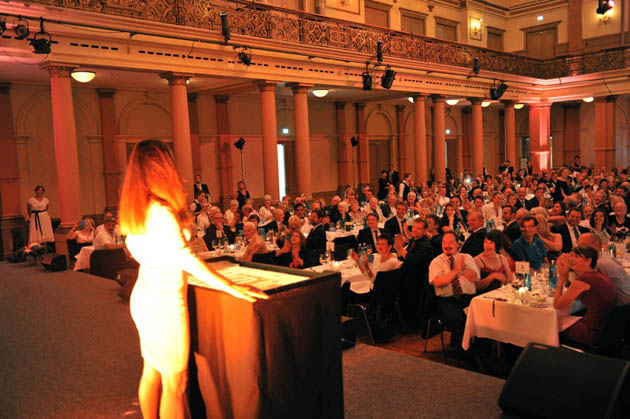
[377,170,390,201]
[234,180,250,209]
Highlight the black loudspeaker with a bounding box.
[499,343,630,419]
[41,253,67,271]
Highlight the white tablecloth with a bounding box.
[308,260,370,293]
[462,287,580,350]
[74,246,95,271]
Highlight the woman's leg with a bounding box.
[160,369,188,419]
[138,361,161,419]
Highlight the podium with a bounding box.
[187,256,343,418]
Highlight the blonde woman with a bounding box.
[534,213,562,260]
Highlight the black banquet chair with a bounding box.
[66,238,91,263]
[332,235,357,261]
[90,248,127,280]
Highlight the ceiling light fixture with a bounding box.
[445,99,460,106]
[582,97,594,102]
[376,40,383,63]
[233,137,245,150]
[408,97,414,103]
[312,89,329,98]
[490,81,508,100]
[13,15,29,40]
[71,71,96,83]
[362,62,372,91]
[220,13,230,45]
[381,68,396,89]
[481,101,491,107]
[514,103,525,110]
[350,136,359,147]
[596,0,614,15]
[30,18,51,55]
[237,47,252,66]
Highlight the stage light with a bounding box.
[514,103,525,109]
[13,16,29,40]
[71,71,96,83]
[376,40,383,63]
[233,137,245,150]
[446,98,460,106]
[381,68,396,89]
[312,89,329,97]
[473,57,480,74]
[30,18,51,55]
[362,72,372,91]
[0,15,6,36]
[481,101,491,107]
[350,136,359,147]
[237,47,252,66]
[490,82,508,100]
[220,13,230,45]
[408,97,414,103]
[596,0,614,15]
[582,97,594,103]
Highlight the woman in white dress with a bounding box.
[119,140,267,419]
[27,185,54,245]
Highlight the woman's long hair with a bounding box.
[119,139,191,236]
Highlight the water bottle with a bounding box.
[610,242,617,259]
[524,273,532,291]
[548,261,557,290]
[363,216,368,229]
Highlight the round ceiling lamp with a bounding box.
[445,98,460,106]
[514,103,525,110]
[71,71,96,83]
[582,97,594,103]
[481,101,491,107]
[312,89,329,98]
[408,97,414,103]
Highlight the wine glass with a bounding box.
[211,240,218,250]
[319,253,327,267]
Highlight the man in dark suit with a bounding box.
[526,187,546,210]
[388,164,400,189]
[324,195,341,222]
[385,201,410,240]
[393,218,434,324]
[357,213,385,253]
[502,205,521,243]
[305,209,326,257]
[193,175,210,199]
[203,212,235,249]
[460,212,486,257]
[380,192,398,219]
[263,208,287,234]
[551,207,590,254]
[513,187,528,210]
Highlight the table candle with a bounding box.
[518,287,528,304]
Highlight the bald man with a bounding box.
[460,212,486,257]
[578,233,630,305]
[241,222,267,262]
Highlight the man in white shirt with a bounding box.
[428,231,480,349]
[362,197,385,222]
[482,191,504,224]
[436,183,450,207]
[95,212,120,236]
[94,217,124,250]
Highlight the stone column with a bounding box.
[188,93,202,178]
[562,102,581,166]
[470,98,484,177]
[431,95,446,182]
[259,82,280,201]
[0,83,26,259]
[397,105,408,175]
[413,95,428,184]
[335,102,351,191]
[160,72,194,199]
[42,64,82,228]
[456,134,464,177]
[503,101,517,168]
[289,83,313,199]
[355,103,369,186]
[528,102,552,173]
[606,96,617,169]
[97,89,121,213]
[214,95,234,209]
[595,97,608,170]
[462,108,472,173]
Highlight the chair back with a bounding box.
[67,239,91,261]
[252,251,276,265]
[371,268,403,305]
[332,235,357,261]
[333,235,357,249]
[90,248,127,280]
[596,304,630,356]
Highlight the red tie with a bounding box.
[449,256,463,298]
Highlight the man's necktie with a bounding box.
[573,226,581,240]
[449,256,463,298]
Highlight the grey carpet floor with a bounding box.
[1,262,507,418]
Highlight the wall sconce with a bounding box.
[598,9,613,24]
[470,17,482,41]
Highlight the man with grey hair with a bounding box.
[241,222,267,262]
[515,208,530,228]
[461,212,486,257]
[578,233,630,305]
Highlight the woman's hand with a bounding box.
[350,250,359,263]
[230,284,269,302]
[556,254,571,278]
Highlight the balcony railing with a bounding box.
[31,0,630,79]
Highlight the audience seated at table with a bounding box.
[533,213,562,261]
[305,209,326,257]
[324,195,341,220]
[428,231,480,349]
[440,202,465,233]
[380,193,398,219]
[332,201,352,225]
[203,211,235,249]
[273,230,315,269]
[357,213,385,253]
[95,212,120,236]
[94,216,124,250]
[552,207,590,253]
[258,194,275,225]
[264,208,288,234]
[241,222,267,262]
[195,202,212,232]
[66,217,96,244]
[342,234,402,312]
[224,199,239,228]
[363,197,385,222]
[502,205,521,243]
[473,230,513,294]
[554,247,617,345]
[460,212,486,257]
[589,208,611,245]
[384,201,410,240]
[578,233,630,306]
[425,214,443,256]
[348,201,364,225]
[512,216,548,270]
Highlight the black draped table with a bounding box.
[187,256,343,418]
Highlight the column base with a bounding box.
[0,216,27,260]
[54,226,73,263]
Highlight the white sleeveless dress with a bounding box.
[28,197,54,244]
[126,202,217,373]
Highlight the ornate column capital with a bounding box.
[469,97,483,106]
[159,72,192,86]
[214,95,229,104]
[335,101,346,110]
[502,100,515,108]
[287,83,314,94]
[257,81,279,92]
[97,88,116,98]
[396,105,406,112]
[606,95,618,103]
[528,101,552,110]
[430,94,443,102]
[40,63,77,78]
[355,102,366,110]
[411,94,427,103]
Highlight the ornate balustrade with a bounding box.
[27,0,630,79]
